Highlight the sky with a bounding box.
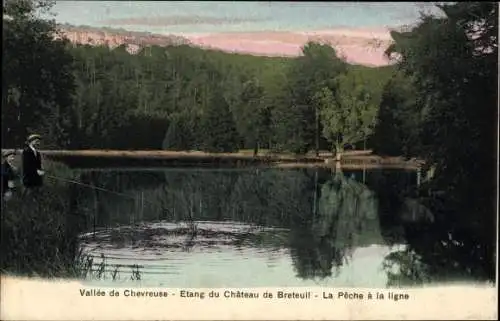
[47,1,445,66]
[50,1,443,35]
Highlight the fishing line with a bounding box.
[46,174,142,201]
[46,173,264,235]
[46,173,177,219]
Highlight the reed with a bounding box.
[1,157,145,282]
[1,160,84,278]
[71,250,141,281]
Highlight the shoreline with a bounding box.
[1,149,423,170]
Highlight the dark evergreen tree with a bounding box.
[199,93,240,153]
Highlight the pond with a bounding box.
[62,167,493,288]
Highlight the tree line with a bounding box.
[2,0,393,155]
[372,2,497,279]
[3,1,496,159]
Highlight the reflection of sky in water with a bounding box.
[81,243,404,288]
[49,1,443,34]
[79,221,405,288]
[70,167,492,289]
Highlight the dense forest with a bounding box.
[2,2,496,157]
[1,1,497,282]
[2,0,394,155]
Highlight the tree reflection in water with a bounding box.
[288,169,381,280]
[370,168,495,286]
[75,167,495,286]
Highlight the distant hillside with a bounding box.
[55,23,191,54]
[54,24,394,66]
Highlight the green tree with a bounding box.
[372,72,420,157]
[314,73,377,158]
[199,93,240,153]
[2,0,76,148]
[235,79,269,155]
[163,113,195,151]
[386,2,497,279]
[273,41,347,155]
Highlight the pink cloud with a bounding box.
[183,28,395,66]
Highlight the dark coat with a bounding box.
[22,145,43,188]
[1,161,17,194]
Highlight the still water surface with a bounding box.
[74,167,490,288]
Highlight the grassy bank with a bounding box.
[0,160,87,278]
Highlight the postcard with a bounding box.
[1,1,497,320]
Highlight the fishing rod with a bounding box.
[46,174,145,201]
[45,173,266,235]
[46,173,178,224]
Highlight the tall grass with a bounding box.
[73,249,142,281]
[1,159,142,281]
[1,160,87,278]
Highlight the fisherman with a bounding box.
[1,150,18,201]
[22,134,45,192]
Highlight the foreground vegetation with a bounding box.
[0,159,141,280]
[1,1,497,282]
[0,160,82,277]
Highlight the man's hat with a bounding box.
[26,134,42,143]
[2,150,16,158]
